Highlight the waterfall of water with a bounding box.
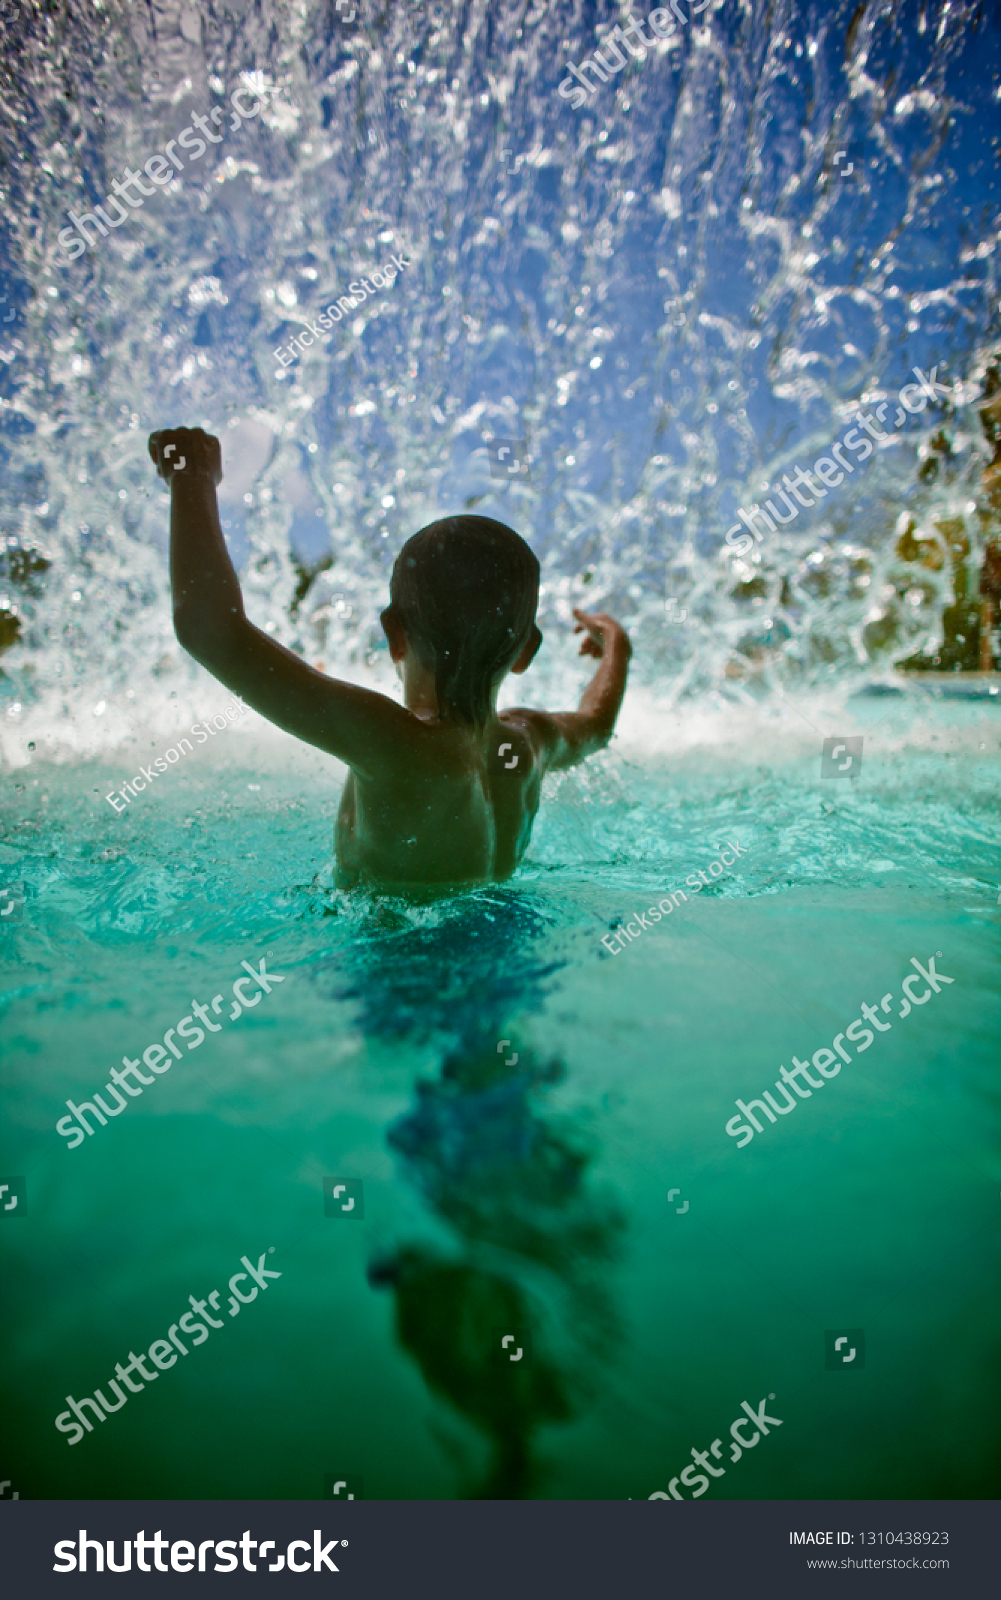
[0,0,998,764]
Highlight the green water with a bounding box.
[2,693,998,1499]
[2,0,999,1509]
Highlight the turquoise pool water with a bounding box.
[2,0,1000,1503]
[3,691,998,1498]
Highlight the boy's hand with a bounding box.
[517,606,632,774]
[572,608,631,660]
[148,426,223,486]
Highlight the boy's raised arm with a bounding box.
[512,608,631,772]
[149,426,415,776]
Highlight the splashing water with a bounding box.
[1,0,999,761]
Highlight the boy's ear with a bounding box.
[510,623,542,675]
[381,606,408,663]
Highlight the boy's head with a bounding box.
[382,515,542,726]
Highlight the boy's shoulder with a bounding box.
[495,707,562,765]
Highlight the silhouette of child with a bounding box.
[149,426,631,891]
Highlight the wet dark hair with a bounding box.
[386,515,541,727]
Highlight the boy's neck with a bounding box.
[398,654,497,723]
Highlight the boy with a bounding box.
[149,426,631,891]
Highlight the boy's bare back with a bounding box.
[333,713,541,890]
[150,426,631,893]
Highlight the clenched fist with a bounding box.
[148,426,223,485]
